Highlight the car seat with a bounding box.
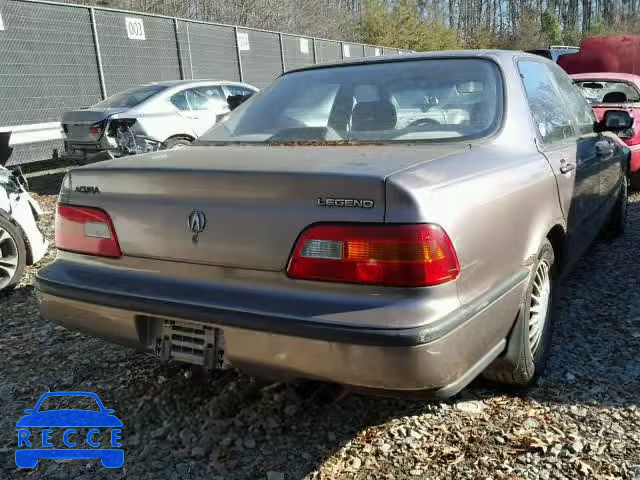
[351,100,397,131]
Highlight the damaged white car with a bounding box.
[0,137,48,291]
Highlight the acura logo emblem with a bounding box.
[188,210,206,243]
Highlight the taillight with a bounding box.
[89,122,103,138]
[287,224,459,287]
[55,204,121,258]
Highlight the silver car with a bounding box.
[61,80,258,160]
[37,51,630,397]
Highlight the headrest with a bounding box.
[602,91,627,103]
[351,101,397,131]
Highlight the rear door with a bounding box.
[191,86,231,135]
[518,59,600,262]
[547,64,621,204]
[169,86,230,138]
[169,90,199,137]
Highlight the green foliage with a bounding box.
[540,10,562,45]
[463,28,500,49]
[509,8,543,50]
[562,28,582,46]
[360,0,458,51]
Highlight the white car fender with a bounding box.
[0,168,48,265]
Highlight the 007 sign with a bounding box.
[125,17,145,40]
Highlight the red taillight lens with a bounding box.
[287,224,459,287]
[55,204,121,258]
[89,122,103,138]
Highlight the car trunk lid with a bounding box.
[62,108,127,142]
[65,144,465,271]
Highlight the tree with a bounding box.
[66,0,640,50]
[360,0,458,51]
[541,9,562,45]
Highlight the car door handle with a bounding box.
[559,162,576,174]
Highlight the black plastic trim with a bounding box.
[36,266,527,348]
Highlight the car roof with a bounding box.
[286,50,545,74]
[140,79,256,89]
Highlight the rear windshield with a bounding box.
[198,58,503,144]
[574,80,640,104]
[93,85,169,109]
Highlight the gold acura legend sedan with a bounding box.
[36,51,630,397]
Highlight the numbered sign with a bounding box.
[300,38,310,54]
[0,11,5,31]
[374,48,381,56]
[237,32,250,51]
[343,44,351,58]
[125,17,145,40]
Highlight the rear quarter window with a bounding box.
[518,60,575,145]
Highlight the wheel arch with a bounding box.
[164,133,195,143]
[0,208,33,265]
[546,223,566,275]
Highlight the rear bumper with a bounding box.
[35,260,527,396]
[62,140,111,161]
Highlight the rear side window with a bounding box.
[518,60,575,145]
[94,85,168,109]
[170,91,190,111]
[190,87,225,110]
[546,64,596,135]
[171,87,226,112]
[226,85,255,97]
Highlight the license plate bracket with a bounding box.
[154,319,230,370]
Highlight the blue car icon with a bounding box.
[15,391,123,468]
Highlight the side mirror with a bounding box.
[599,109,634,132]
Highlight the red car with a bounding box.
[572,72,640,188]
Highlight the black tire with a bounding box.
[0,215,27,292]
[164,136,193,150]
[482,239,557,387]
[605,177,628,238]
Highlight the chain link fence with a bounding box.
[0,0,407,165]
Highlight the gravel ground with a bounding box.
[1,173,639,480]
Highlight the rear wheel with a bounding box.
[164,136,193,150]
[0,215,26,291]
[483,239,557,387]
